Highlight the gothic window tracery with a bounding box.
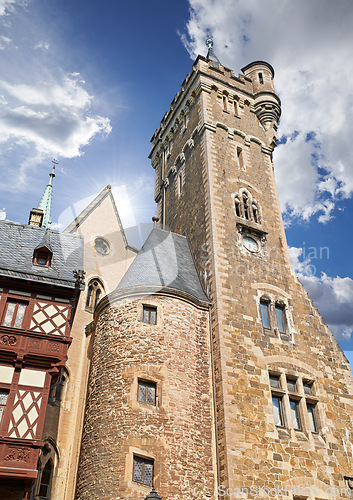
[86,278,105,312]
[31,441,58,499]
[233,189,262,224]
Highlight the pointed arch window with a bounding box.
[223,94,227,111]
[86,279,105,312]
[38,460,53,498]
[252,202,260,223]
[243,193,250,220]
[234,190,262,225]
[234,197,241,217]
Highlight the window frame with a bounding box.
[272,395,285,427]
[1,299,28,329]
[260,299,271,330]
[85,278,104,312]
[275,303,287,333]
[133,455,154,487]
[142,305,157,325]
[269,372,319,434]
[306,402,318,433]
[137,379,157,406]
[289,398,301,430]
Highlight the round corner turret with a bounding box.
[241,61,281,145]
[241,61,275,93]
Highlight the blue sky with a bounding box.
[1,0,353,364]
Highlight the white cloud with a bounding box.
[181,0,353,224]
[0,208,6,220]
[289,246,353,342]
[34,41,49,50]
[0,74,111,159]
[0,0,112,193]
[0,0,17,16]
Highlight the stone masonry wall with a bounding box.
[153,58,353,498]
[76,294,216,500]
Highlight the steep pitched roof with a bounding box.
[116,228,209,304]
[0,220,84,289]
[65,185,134,251]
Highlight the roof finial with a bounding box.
[205,37,214,50]
[205,36,220,65]
[37,159,58,228]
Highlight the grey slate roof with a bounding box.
[0,220,84,289]
[116,228,209,303]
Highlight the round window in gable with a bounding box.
[94,237,110,255]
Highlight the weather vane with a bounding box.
[205,37,214,50]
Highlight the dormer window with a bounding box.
[33,246,52,267]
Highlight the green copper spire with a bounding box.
[38,160,57,228]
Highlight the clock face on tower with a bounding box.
[243,235,258,253]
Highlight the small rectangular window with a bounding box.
[269,375,280,389]
[133,456,154,486]
[303,381,312,395]
[290,399,301,430]
[138,380,156,405]
[272,396,284,427]
[143,306,157,325]
[307,403,317,432]
[3,301,27,328]
[260,301,270,329]
[286,378,297,392]
[0,390,9,423]
[275,305,286,333]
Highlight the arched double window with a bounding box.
[260,296,289,338]
[86,278,105,312]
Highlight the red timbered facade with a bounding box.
[0,218,84,499]
[0,280,79,497]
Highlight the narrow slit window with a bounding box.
[237,147,244,170]
[86,285,93,308]
[0,390,9,424]
[243,194,250,219]
[307,403,317,432]
[177,172,183,197]
[223,94,227,111]
[252,203,259,223]
[234,99,239,115]
[275,304,286,333]
[260,301,270,329]
[272,396,284,427]
[290,400,301,430]
[234,198,241,217]
[259,72,264,84]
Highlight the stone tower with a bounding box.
[148,49,353,497]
